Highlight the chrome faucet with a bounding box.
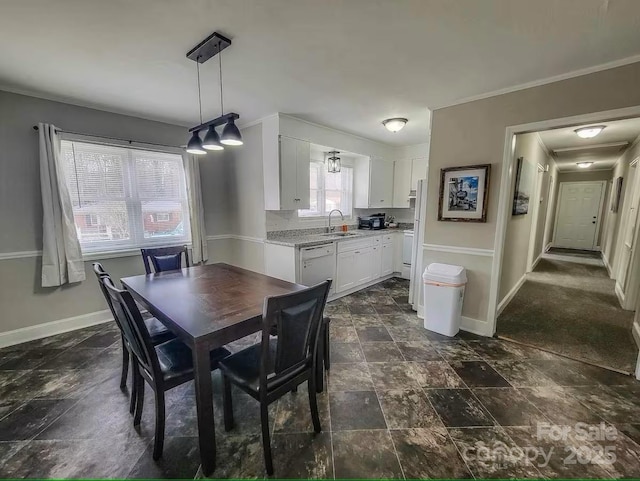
[327,209,344,233]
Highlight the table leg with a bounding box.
[192,344,216,476]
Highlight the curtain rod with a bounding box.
[32,125,184,150]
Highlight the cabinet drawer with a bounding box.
[383,233,395,244]
[337,237,373,253]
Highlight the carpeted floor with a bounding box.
[498,250,638,373]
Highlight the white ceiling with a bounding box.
[1,1,640,146]
[538,117,640,171]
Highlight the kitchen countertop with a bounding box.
[265,228,408,248]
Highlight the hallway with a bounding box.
[498,249,638,373]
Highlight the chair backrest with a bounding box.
[260,280,332,392]
[141,246,189,275]
[92,262,121,328]
[100,276,161,379]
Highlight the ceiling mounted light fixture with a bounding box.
[576,162,594,168]
[327,151,341,173]
[575,125,606,139]
[382,118,408,133]
[185,32,242,154]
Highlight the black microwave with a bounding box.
[358,214,386,230]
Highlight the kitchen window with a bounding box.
[60,140,191,255]
[298,162,353,217]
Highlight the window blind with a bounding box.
[60,140,191,254]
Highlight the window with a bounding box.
[298,162,353,217]
[60,140,191,254]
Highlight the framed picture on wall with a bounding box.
[612,176,624,213]
[438,164,491,222]
[512,156,531,215]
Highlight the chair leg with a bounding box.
[222,375,234,432]
[120,338,129,390]
[260,402,274,476]
[129,358,137,415]
[308,375,322,433]
[133,368,145,426]
[152,390,166,460]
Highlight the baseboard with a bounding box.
[461,316,492,337]
[615,281,626,308]
[328,273,397,302]
[0,309,113,349]
[497,274,527,316]
[544,242,553,253]
[602,253,614,278]
[632,321,640,349]
[531,253,543,271]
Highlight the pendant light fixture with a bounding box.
[185,32,242,153]
[327,151,341,173]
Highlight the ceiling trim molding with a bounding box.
[552,141,629,154]
[534,132,551,157]
[556,167,616,173]
[431,53,640,111]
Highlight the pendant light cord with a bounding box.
[218,41,224,115]
[196,56,203,124]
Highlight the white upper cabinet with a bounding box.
[392,159,412,208]
[410,157,428,193]
[264,134,310,210]
[354,157,394,209]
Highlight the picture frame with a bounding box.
[512,156,531,216]
[612,176,624,213]
[438,164,491,223]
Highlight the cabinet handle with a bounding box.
[355,251,360,254]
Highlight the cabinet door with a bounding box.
[295,139,311,209]
[279,136,299,210]
[371,245,382,279]
[393,159,412,208]
[354,247,373,285]
[336,251,357,292]
[381,242,394,276]
[410,157,428,192]
[369,158,394,208]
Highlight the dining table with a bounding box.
[121,262,307,476]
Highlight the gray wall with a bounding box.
[0,90,229,333]
[426,61,640,325]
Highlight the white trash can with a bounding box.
[423,263,467,337]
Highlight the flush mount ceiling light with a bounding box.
[575,125,606,139]
[382,118,408,133]
[327,151,341,173]
[185,32,242,155]
[576,162,594,168]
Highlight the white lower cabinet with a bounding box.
[354,247,373,285]
[336,250,357,292]
[371,245,382,279]
[381,242,394,276]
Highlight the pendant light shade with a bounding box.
[186,131,207,155]
[202,126,224,150]
[220,119,243,146]
[327,151,341,173]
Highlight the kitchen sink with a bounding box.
[321,232,359,237]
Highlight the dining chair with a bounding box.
[140,246,190,274]
[92,263,175,407]
[101,276,231,460]
[218,280,332,475]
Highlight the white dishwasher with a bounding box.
[300,243,336,295]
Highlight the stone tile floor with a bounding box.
[0,277,639,478]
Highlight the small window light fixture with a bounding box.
[327,151,341,173]
[575,125,606,139]
[576,162,594,168]
[382,118,408,133]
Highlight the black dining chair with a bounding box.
[92,263,175,408]
[140,246,190,274]
[218,280,332,475]
[101,276,230,460]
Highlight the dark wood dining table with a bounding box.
[121,263,307,476]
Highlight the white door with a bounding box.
[354,247,373,285]
[381,242,394,276]
[619,162,640,292]
[392,159,412,208]
[371,245,382,279]
[279,136,298,210]
[369,158,394,208]
[336,251,357,292]
[410,157,428,192]
[295,139,311,209]
[554,182,605,250]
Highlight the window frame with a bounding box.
[60,133,192,259]
[298,161,353,219]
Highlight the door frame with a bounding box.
[551,180,607,251]
[487,104,640,337]
[526,164,547,271]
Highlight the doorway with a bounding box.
[493,115,640,374]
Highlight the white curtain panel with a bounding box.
[183,152,209,264]
[39,123,86,286]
